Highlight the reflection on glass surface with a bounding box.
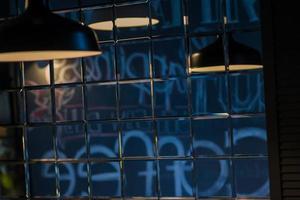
[119,82,152,119]
[124,160,157,197]
[54,59,82,84]
[157,119,192,157]
[195,159,232,197]
[27,126,54,159]
[27,88,52,123]
[24,61,50,86]
[0,164,25,198]
[233,116,267,155]
[116,3,150,39]
[29,163,56,197]
[230,71,265,113]
[154,79,189,117]
[117,39,150,80]
[0,128,23,161]
[88,122,119,158]
[159,160,193,197]
[59,162,89,197]
[55,86,84,122]
[122,120,154,157]
[84,43,116,82]
[191,74,228,114]
[189,0,222,33]
[87,83,117,120]
[234,159,269,197]
[91,162,121,197]
[0,0,269,199]
[193,118,230,156]
[153,37,186,78]
[151,0,184,36]
[56,124,86,159]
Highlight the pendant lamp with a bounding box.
[87,5,159,31]
[0,0,101,62]
[190,33,262,73]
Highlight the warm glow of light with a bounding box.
[0,51,102,62]
[189,65,263,73]
[89,17,159,31]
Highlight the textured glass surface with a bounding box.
[87,83,117,120]
[27,89,52,123]
[0,0,268,199]
[88,121,119,158]
[55,86,84,121]
[27,126,54,159]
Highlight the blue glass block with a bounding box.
[123,160,157,197]
[27,89,52,123]
[87,83,117,120]
[0,128,23,161]
[159,160,193,197]
[59,163,89,197]
[117,40,150,80]
[230,71,265,113]
[29,163,57,197]
[193,118,230,156]
[91,162,121,197]
[84,43,115,82]
[234,159,270,197]
[116,3,150,39]
[189,0,222,34]
[56,124,86,159]
[24,61,50,86]
[233,116,267,155]
[88,122,119,158]
[49,0,79,10]
[83,7,114,42]
[54,59,82,84]
[154,79,189,117]
[195,159,232,197]
[27,126,54,159]
[157,119,192,157]
[153,37,186,78]
[226,0,261,30]
[151,0,184,36]
[0,164,25,197]
[191,75,228,114]
[119,82,152,119]
[55,86,84,122]
[122,120,154,157]
[190,35,222,65]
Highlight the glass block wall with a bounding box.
[0,0,269,199]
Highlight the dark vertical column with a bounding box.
[261,0,300,199]
[0,0,10,18]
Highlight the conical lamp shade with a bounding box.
[190,33,262,73]
[0,0,101,62]
[86,4,159,31]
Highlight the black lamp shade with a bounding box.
[86,4,159,31]
[0,0,101,62]
[190,33,262,73]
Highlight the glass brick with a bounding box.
[154,79,189,117]
[119,82,152,119]
[88,121,119,158]
[86,83,117,120]
[27,126,54,159]
[157,119,192,157]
